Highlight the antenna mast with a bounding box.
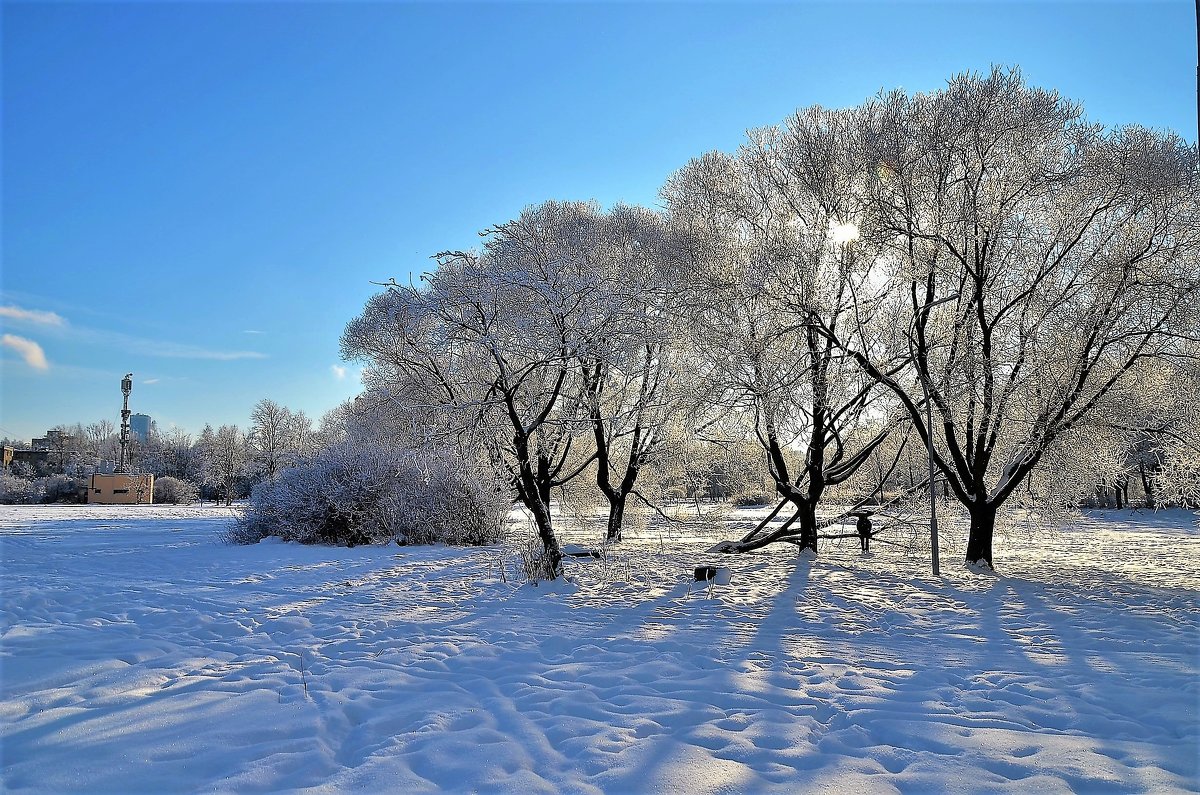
[117,373,133,473]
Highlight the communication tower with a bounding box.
[117,373,133,473]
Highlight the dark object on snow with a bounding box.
[706,540,738,554]
[693,566,732,585]
[854,512,873,552]
[690,565,732,598]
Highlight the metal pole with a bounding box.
[913,294,958,576]
[923,376,941,576]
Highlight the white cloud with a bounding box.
[0,305,65,326]
[2,334,50,370]
[331,364,347,380]
[74,329,268,360]
[242,329,264,335]
[0,303,264,362]
[148,342,266,360]
[143,378,161,384]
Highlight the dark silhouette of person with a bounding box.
[856,513,872,553]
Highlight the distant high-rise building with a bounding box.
[130,413,152,444]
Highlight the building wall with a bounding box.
[88,473,155,505]
[11,449,50,468]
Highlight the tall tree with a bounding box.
[825,68,1200,566]
[572,205,692,541]
[211,425,247,505]
[82,420,118,470]
[158,427,194,481]
[248,399,312,480]
[192,424,218,501]
[665,104,903,553]
[344,202,629,575]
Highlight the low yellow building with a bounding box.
[88,473,154,504]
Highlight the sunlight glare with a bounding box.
[829,221,859,245]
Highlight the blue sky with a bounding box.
[2,1,1195,442]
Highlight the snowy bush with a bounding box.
[38,475,86,504]
[154,476,200,505]
[230,441,510,547]
[0,472,42,504]
[0,473,87,504]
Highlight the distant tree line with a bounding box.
[1,399,323,506]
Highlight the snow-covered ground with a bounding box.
[1,503,1197,793]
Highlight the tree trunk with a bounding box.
[1139,461,1155,508]
[606,493,627,543]
[797,501,818,554]
[964,502,996,568]
[526,498,563,577]
[513,451,563,579]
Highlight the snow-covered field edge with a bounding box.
[1,504,1197,793]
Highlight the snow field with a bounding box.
[1,504,1197,793]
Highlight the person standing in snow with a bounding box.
[856,513,872,553]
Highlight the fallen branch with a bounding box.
[738,497,791,544]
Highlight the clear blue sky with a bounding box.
[2,1,1195,442]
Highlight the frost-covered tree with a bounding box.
[828,68,1200,566]
[665,103,904,553]
[191,424,218,500]
[40,425,80,475]
[210,424,248,504]
[247,399,314,480]
[157,427,195,481]
[344,203,617,574]
[1148,356,1200,507]
[571,206,694,541]
[1034,361,1190,510]
[344,202,695,565]
[82,420,119,471]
